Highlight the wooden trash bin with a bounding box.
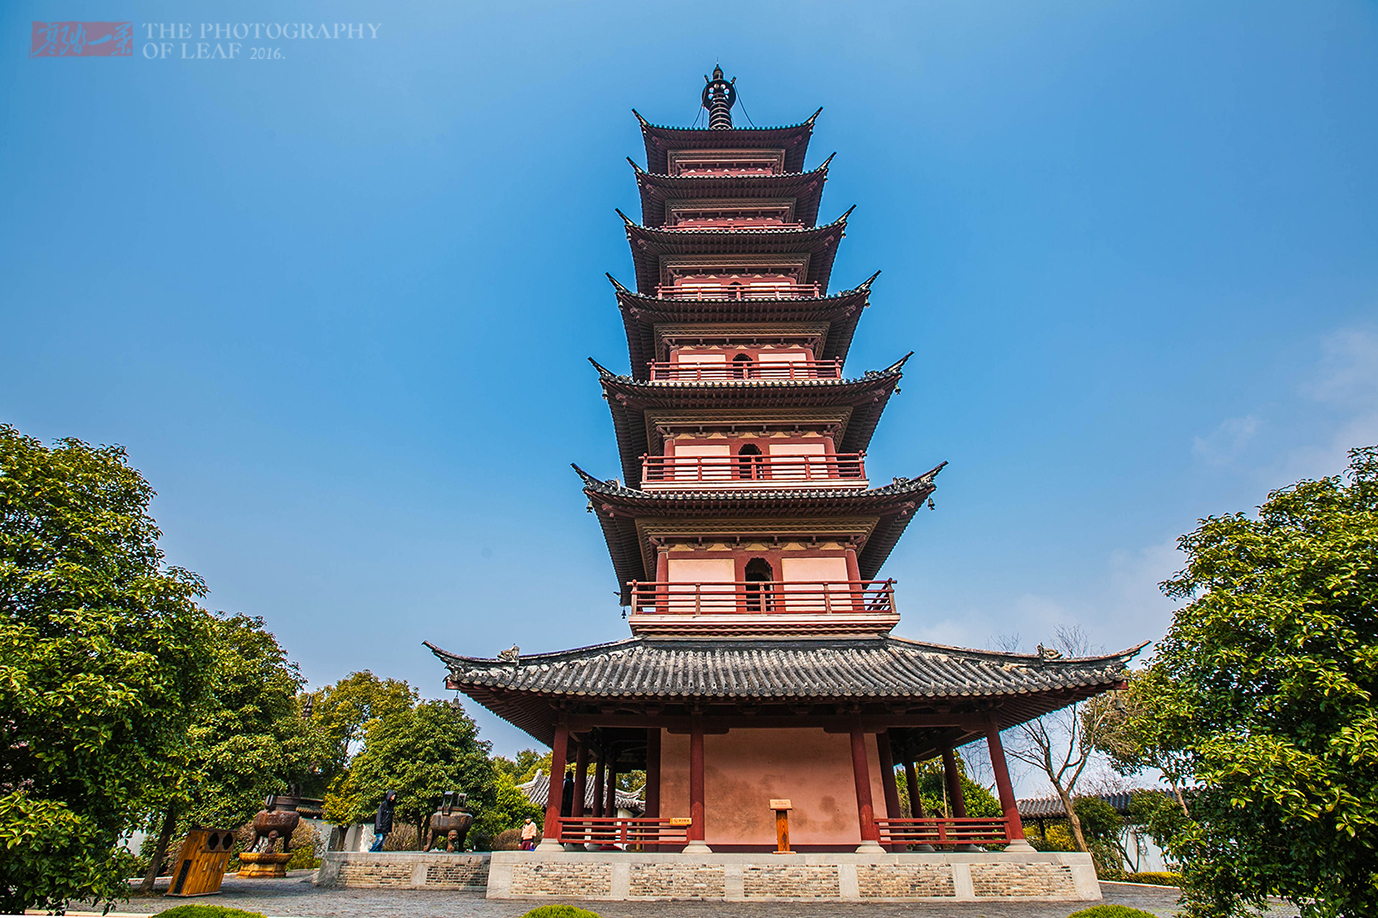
[167,828,236,896]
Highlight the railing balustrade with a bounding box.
[873,817,1011,847]
[557,817,691,847]
[648,358,842,381]
[642,452,866,485]
[667,219,804,231]
[654,283,821,301]
[628,580,896,617]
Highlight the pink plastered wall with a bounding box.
[658,728,889,849]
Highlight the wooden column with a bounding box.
[849,722,882,849]
[539,720,569,848]
[941,748,967,818]
[903,760,925,817]
[571,741,588,819]
[876,731,902,819]
[645,727,661,853]
[605,752,619,818]
[986,718,1030,846]
[592,754,606,818]
[645,729,661,819]
[689,715,706,842]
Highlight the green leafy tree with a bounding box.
[140,614,333,888]
[309,671,416,791]
[473,775,543,843]
[494,749,546,784]
[1126,446,1378,918]
[323,700,498,848]
[0,427,216,913]
[1087,670,1193,817]
[894,754,1002,819]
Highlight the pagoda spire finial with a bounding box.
[701,65,737,130]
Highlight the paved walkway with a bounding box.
[80,872,1301,918]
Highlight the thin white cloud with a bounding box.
[1192,415,1260,466]
[1284,328,1378,481]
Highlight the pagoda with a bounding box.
[429,67,1138,899]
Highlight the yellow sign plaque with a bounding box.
[668,817,693,826]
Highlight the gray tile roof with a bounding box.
[518,769,643,814]
[609,275,874,380]
[431,635,1138,702]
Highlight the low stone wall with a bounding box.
[485,850,1100,901]
[315,852,490,889]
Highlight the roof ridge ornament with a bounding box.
[702,65,737,130]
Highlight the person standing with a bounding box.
[369,790,397,852]
[519,818,538,851]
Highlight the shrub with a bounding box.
[492,827,521,851]
[520,907,603,918]
[154,907,267,918]
[1063,907,1158,918]
[1120,871,1182,886]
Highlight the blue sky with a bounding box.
[4,1,1377,765]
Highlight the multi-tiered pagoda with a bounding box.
[431,69,1136,874]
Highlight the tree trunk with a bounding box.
[140,804,179,893]
[1053,783,1089,852]
[1172,781,1190,817]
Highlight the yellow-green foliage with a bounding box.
[1063,907,1158,918]
[154,907,267,918]
[1121,871,1182,886]
[520,907,603,918]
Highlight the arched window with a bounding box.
[736,443,763,480]
[744,557,774,613]
[732,352,754,379]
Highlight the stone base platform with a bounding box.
[485,849,1101,902]
[315,851,490,890]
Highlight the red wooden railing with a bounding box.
[557,817,691,846]
[873,817,1011,847]
[655,283,821,301]
[648,359,842,381]
[628,580,896,617]
[642,453,866,484]
[667,220,805,231]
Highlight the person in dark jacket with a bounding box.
[561,771,575,817]
[369,790,397,851]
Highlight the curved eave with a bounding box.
[611,279,873,379]
[574,463,942,596]
[633,162,831,228]
[636,110,820,174]
[427,635,1144,747]
[595,359,907,488]
[623,215,849,295]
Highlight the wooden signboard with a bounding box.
[770,800,793,853]
[167,828,236,897]
[668,817,693,826]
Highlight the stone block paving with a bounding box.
[102,872,1301,918]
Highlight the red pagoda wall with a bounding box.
[658,729,889,850]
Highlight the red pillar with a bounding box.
[540,720,569,846]
[877,731,902,819]
[903,760,926,818]
[606,753,619,817]
[941,748,967,818]
[849,723,881,848]
[985,718,1028,844]
[645,727,661,853]
[593,754,606,818]
[571,741,588,819]
[645,729,661,819]
[689,714,706,845]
